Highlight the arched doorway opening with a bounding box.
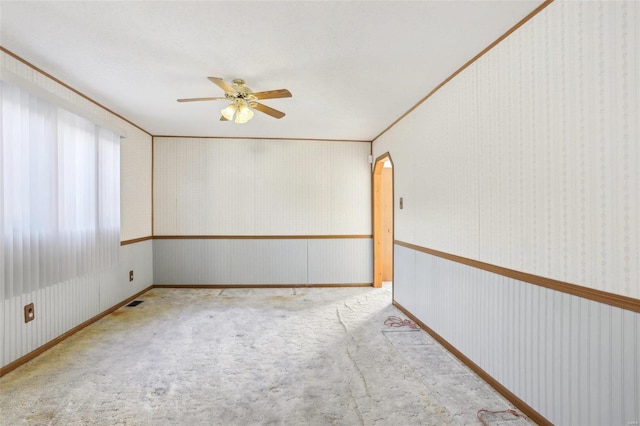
[373,153,394,288]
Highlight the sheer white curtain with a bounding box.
[1,81,120,300]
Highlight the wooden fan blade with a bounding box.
[252,89,292,100]
[177,97,225,102]
[254,102,285,119]
[208,77,236,93]
[220,115,229,121]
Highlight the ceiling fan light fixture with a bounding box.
[180,77,290,122]
[235,101,254,124]
[221,103,237,121]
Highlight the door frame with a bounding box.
[372,152,394,288]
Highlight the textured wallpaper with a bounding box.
[374,1,639,299]
[120,128,152,241]
[153,137,372,236]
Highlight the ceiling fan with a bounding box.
[177,77,292,124]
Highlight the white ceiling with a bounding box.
[0,1,544,141]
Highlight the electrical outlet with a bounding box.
[129,270,134,282]
[24,303,35,323]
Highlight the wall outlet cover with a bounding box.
[24,303,35,323]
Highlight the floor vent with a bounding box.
[126,300,144,307]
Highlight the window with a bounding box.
[1,81,120,299]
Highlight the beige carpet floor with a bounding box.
[0,286,533,425]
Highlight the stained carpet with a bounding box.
[0,287,533,425]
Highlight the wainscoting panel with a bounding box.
[153,239,307,285]
[101,240,154,311]
[396,243,640,426]
[393,244,416,313]
[3,271,102,367]
[307,238,372,284]
[153,238,372,285]
[2,241,154,370]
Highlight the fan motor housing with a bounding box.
[232,79,252,94]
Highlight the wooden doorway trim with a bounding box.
[372,153,394,288]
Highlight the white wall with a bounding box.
[120,127,152,241]
[153,137,372,285]
[1,51,154,369]
[154,137,371,236]
[374,2,639,424]
[376,1,639,298]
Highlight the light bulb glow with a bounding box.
[221,103,237,121]
[234,102,254,124]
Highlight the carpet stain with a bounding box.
[0,287,532,425]
[26,411,57,422]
